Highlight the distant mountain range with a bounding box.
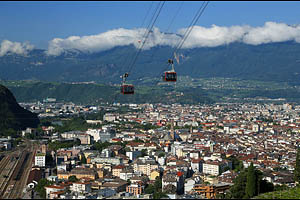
[1,41,300,84]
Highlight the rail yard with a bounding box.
[0,139,37,199]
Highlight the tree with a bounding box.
[294,148,300,183]
[145,184,155,194]
[158,152,165,158]
[81,154,87,164]
[226,167,247,198]
[153,191,168,199]
[227,155,243,172]
[226,164,274,199]
[145,177,168,199]
[245,162,257,198]
[34,178,53,199]
[68,175,79,182]
[154,176,162,190]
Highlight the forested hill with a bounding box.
[1,41,300,84]
[1,81,213,105]
[0,84,39,135]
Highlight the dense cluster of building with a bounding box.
[24,102,300,199]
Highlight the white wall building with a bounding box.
[35,153,46,167]
[86,129,101,142]
[103,114,116,122]
[71,182,92,193]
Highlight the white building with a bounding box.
[191,159,203,173]
[184,176,202,194]
[103,114,116,122]
[71,181,92,193]
[133,158,159,177]
[202,160,230,176]
[252,124,260,132]
[86,129,101,142]
[126,151,142,161]
[45,185,65,199]
[35,153,46,167]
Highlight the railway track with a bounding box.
[0,152,21,198]
[0,139,37,199]
[8,150,35,199]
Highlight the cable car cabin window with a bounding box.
[121,85,134,94]
[164,72,177,82]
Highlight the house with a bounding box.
[95,168,108,179]
[133,157,159,177]
[126,151,142,161]
[202,160,230,176]
[191,158,204,173]
[126,184,144,196]
[162,172,185,195]
[192,183,230,199]
[98,188,117,198]
[184,176,202,194]
[112,165,126,177]
[120,169,134,181]
[45,185,66,199]
[71,181,92,193]
[218,170,238,184]
[57,168,97,180]
[100,180,128,192]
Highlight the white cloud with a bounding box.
[46,28,174,56]
[178,24,251,48]
[44,21,300,56]
[0,40,34,56]
[243,22,300,45]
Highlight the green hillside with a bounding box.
[0,84,39,136]
[0,81,213,105]
[253,186,300,199]
[3,79,300,104]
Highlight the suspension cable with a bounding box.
[121,1,155,74]
[126,1,165,76]
[175,1,209,53]
[148,1,185,62]
[153,1,210,86]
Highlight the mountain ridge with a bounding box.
[1,41,300,84]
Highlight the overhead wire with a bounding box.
[175,1,210,53]
[145,1,185,93]
[157,1,210,84]
[113,1,165,102]
[147,0,209,104]
[148,1,185,62]
[126,1,165,76]
[120,1,155,76]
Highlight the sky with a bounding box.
[1,1,300,56]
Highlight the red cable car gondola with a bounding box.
[162,59,177,82]
[163,71,177,82]
[121,84,134,94]
[120,73,134,95]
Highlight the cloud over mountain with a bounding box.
[0,40,34,57]
[2,21,300,57]
[46,27,180,56]
[46,22,300,56]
